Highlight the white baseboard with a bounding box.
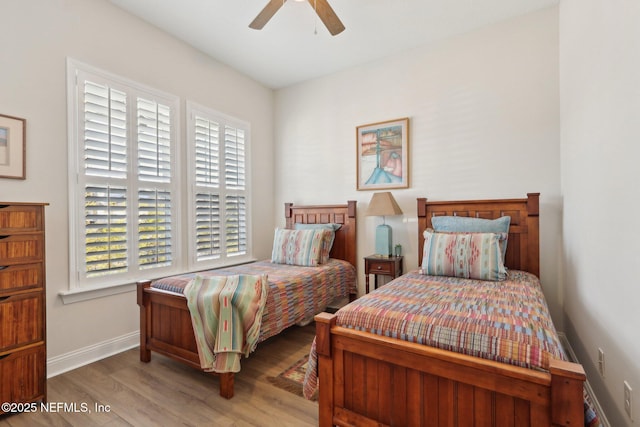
[558,332,611,427]
[47,331,139,378]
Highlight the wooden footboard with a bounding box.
[315,312,586,427]
[137,280,235,399]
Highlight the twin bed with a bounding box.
[137,195,592,426]
[308,194,594,427]
[137,201,357,399]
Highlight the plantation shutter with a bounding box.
[69,62,254,292]
[224,126,245,190]
[72,63,178,286]
[83,80,129,277]
[138,188,172,268]
[225,194,247,256]
[195,116,220,187]
[137,98,172,183]
[195,193,221,260]
[194,116,221,261]
[223,125,247,256]
[190,111,249,264]
[85,185,128,275]
[83,81,127,179]
[137,98,173,268]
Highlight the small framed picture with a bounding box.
[356,117,409,190]
[0,113,26,180]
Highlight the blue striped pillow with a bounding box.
[294,223,341,264]
[271,228,325,266]
[431,216,510,260]
[421,230,507,281]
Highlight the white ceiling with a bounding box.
[109,0,559,89]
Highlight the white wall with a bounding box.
[275,7,565,324]
[560,1,640,425]
[0,0,274,371]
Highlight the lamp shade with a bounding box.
[365,192,403,217]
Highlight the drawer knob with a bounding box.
[377,266,382,270]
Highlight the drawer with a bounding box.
[0,234,44,266]
[0,344,46,410]
[368,261,393,275]
[0,292,44,352]
[0,263,44,295]
[0,205,44,234]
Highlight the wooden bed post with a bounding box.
[417,198,427,267]
[218,373,234,399]
[137,280,152,363]
[315,312,336,427]
[344,201,358,301]
[549,359,586,426]
[526,193,540,277]
[284,202,293,222]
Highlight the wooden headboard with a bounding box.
[417,193,540,276]
[284,201,357,269]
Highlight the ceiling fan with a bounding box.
[249,0,345,36]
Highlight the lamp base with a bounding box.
[375,224,392,257]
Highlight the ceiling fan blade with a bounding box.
[308,0,345,35]
[249,0,287,30]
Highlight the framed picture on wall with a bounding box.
[356,117,409,190]
[0,113,26,180]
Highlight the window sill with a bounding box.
[59,282,136,305]
[59,258,259,304]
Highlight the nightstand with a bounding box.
[364,255,403,293]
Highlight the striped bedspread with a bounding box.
[337,269,565,370]
[302,270,601,426]
[151,259,356,343]
[303,270,561,398]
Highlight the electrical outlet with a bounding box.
[624,381,633,419]
[597,348,605,377]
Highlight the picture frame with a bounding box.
[356,117,409,190]
[0,113,26,180]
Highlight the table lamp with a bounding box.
[365,192,403,257]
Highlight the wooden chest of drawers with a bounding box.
[0,202,47,414]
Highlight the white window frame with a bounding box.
[64,58,181,303]
[186,101,253,271]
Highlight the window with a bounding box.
[187,102,251,270]
[67,60,179,290]
[66,61,253,300]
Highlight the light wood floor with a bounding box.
[1,324,319,427]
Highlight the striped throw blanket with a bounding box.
[184,274,268,373]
